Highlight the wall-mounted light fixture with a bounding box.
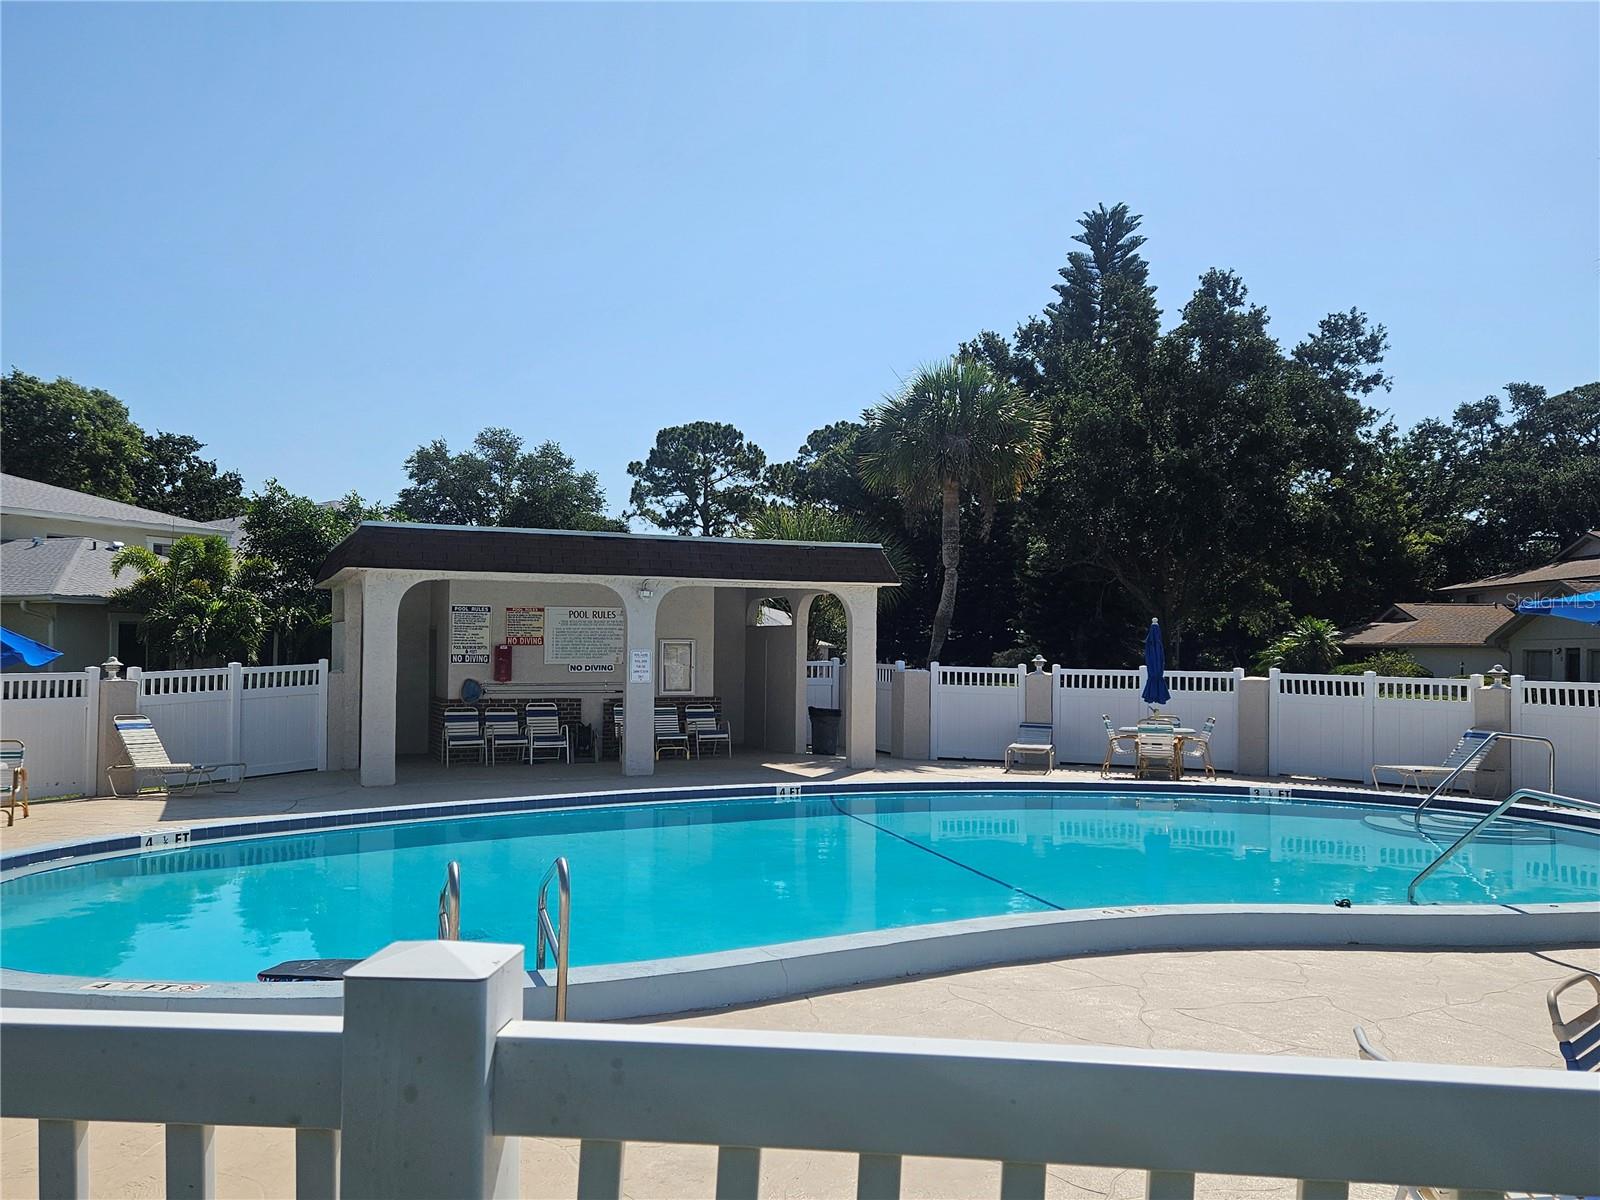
[637,581,654,600]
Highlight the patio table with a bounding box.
[1116,726,1198,778]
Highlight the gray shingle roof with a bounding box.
[1342,603,1519,648]
[317,522,901,587]
[0,473,230,537]
[0,537,129,601]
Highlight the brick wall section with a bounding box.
[428,696,583,762]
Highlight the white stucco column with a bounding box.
[783,591,818,755]
[840,586,879,768]
[621,588,663,776]
[359,574,412,787]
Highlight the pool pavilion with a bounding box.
[315,522,899,785]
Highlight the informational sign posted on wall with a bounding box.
[505,606,545,646]
[545,607,624,668]
[449,604,492,664]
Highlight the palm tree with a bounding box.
[858,358,1046,661]
[1252,616,1344,675]
[110,536,269,667]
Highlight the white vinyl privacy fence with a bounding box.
[1269,670,1480,784]
[4,939,1595,1200]
[1051,668,1243,771]
[804,659,840,748]
[876,662,901,752]
[929,663,1027,760]
[1511,679,1600,800]
[0,660,328,797]
[0,670,100,797]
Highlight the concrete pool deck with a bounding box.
[2,944,1595,1199]
[0,753,1341,854]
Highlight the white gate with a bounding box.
[929,663,1026,761]
[1050,668,1243,771]
[0,670,99,797]
[139,660,328,778]
[804,659,839,748]
[1269,670,1372,782]
[1513,679,1600,802]
[875,662,899,753]
[241,664,329,775]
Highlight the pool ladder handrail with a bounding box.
[437,861,461,940]
[536,856,571,1021]
[1407,787,1600,904]
[1410,730,1556,831]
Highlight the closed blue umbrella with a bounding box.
[1141,619,1170,709]
[0,626,64,669]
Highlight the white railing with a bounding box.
[0,669,99,797]
[928,662,1027,760]
[1052,667,1243,770]
[4,941,1595,1200]
[875,662,901,752]
[1512,677,1600,801]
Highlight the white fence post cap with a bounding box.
[345,940,524,982]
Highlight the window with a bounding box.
[1565,648,1583,683]
[148,538,173,557]
[1589,649,1600,682]
[659,639,695,694]
[1523,649,1554,680]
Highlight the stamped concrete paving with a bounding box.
[3,945,1596,1199]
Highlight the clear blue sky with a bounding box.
[4,3,1596,521]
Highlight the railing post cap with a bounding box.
[344,940,524,982]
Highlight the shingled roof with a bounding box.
[1342,602,1520,648]
[315,522,900,587]
[0,536,127,601]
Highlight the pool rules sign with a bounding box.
[449,604,492,664]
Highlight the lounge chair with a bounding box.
[441,707,487,766]
[1005,723,1055,774]
[484,707,530,765]
[1370,729,1494,793]
[685,703,732,759]
[1548,972,1600,1073]
[1181,716,1218,779]
[525,702,572,764]
[654,706,690,761]
[1101,715,1136,775]
[1134,725,1179,781]
[108,715,244,796]
[1,739,27,826]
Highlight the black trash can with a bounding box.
[808,706,843,755]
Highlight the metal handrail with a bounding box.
[536,856,571,1021]
[1408,787,1600,904]
[437,861,461,940]
[1411,730,1556,831]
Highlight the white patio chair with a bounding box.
[685,703,732,759]
[1005,723,1055,773]
[108,715,244,796]
[1101,715,1136,775]
[654,706,690,761]
[1134,725,1179,781]
[1181,716,1218,778]
[1370,729,1494,793]
[441,707,487,766]
[484,707,530,765]
[1,738,28,826]
[525,702,572,765]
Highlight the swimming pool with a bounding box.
[4,787,1597,984]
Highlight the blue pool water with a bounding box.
[3,790,1597,981]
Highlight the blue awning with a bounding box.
[0,626,64,669]
[1515,590,1600,625]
